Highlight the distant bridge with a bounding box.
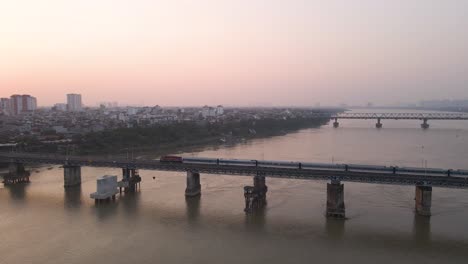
[331,112,468,120]
[312,112,468,128]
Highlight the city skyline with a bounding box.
[4,91,468,109]
[1,1,468,106]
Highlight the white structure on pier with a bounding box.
[90,175,119,200]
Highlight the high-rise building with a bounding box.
[9,94,37,115]
[24,95,37,112]
[10,95,22,115]
[67,93,82,111]
[0,98,11,115]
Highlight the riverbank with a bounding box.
[17,116,331,157]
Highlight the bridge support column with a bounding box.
[185,171,201,197]
[421,119,429,129]
[333,118,339,128]
[253,175,267,203]
[64,165,81,187]
[415,185,432,216]
[3,162,30,185]
[120,167,141,193]
[326,180,345,218]
[244,175,268,213]
[376,118,382,128]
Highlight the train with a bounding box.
[159,156,468,177]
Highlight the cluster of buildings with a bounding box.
[0,91,331,149]
[0,93,83,116]
[201,105,224,118]
[0,102,226,143]
[0,95,37,116]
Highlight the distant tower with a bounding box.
[67,93,82,111]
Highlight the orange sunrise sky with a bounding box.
[1,0,467,106]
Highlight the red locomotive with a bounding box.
[159,155,183,163]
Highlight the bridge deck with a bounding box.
[1,153,467,189]
[328,112,468,120]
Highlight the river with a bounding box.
[1,109,468,264]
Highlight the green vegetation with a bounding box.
[73,117,330,155]
[8,117,330,155]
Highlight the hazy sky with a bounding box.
[1,0,467,106]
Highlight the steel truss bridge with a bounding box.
[1,153,467,189]
[328,112,468,120]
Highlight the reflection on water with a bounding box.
[5,182,29,201]
[92,197,119,221]
[244,206,267,232]
[64,186,82,210]
[325,218,345,240]
[119,191,141,219]
[185,195,201,224]
[413,215,431,245]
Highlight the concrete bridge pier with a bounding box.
[244,186,256,213]
[253,175,268,203]
[63,165,81,187]
[333,118,339,128]
[421,118,430,129]
[120,167,141,193]
[244,175,268,213]
[3,162,30,185]
[326,179,345,218]
[376,118,383,128]
[415,185,432,216]
[185,171,201,197]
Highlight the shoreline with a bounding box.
[12,118,331,159]
[81,119,329,158]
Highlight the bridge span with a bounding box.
[1,152,467,217]
[312,112,468,128]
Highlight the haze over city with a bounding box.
[1,0,467,107]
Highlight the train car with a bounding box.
[218,159,257,167]
[159,155,183,163]
[257,160,300,169]
[396,166,447,176]
[301,162,346,171]
[183,157,218,164]
[451,169,468,177]
[347,164,394,173]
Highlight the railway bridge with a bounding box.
[312,112,468,128]
[1,152,467,218]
